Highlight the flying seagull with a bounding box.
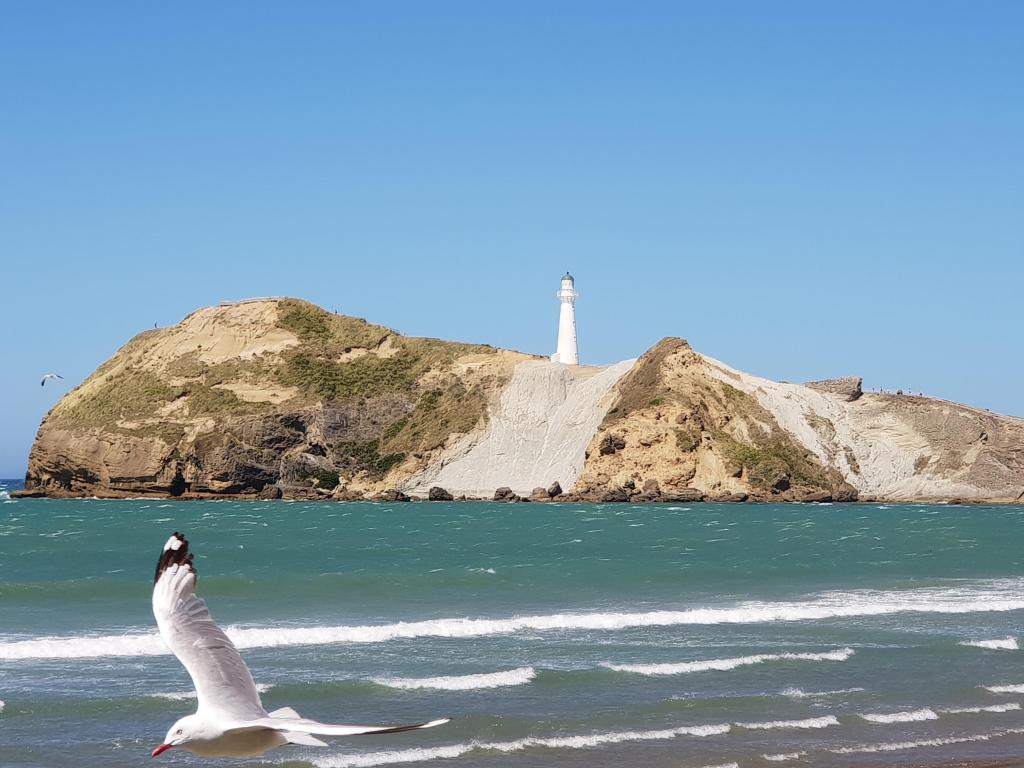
[151,532,450,758]
[40,373,63,387]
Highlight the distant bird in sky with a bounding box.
[151,532,450,758]
[40,373,63,387]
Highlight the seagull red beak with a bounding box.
[152,744,172,757]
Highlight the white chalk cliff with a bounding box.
[405,359,635,497]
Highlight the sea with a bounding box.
[2,479,1023,768]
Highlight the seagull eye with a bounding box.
[176,729,183,735]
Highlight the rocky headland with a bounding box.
[17,299,1024,503]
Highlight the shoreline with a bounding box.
[10,487,1023,505]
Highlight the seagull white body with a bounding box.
[152,532,449,758]
[40,373,63,387]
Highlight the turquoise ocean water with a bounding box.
[2,481,1023,767]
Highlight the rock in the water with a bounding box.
[529,486,549,500]
[547,481,563,497]
[493,486,515,501]
[330,485,364,501]
[662,487,705,502]
[600,486,629,502]
[378,488,411,502]
[428,486,454,501]
[795,490,832,503]
[710,491,748,503]
[258,485,283,500]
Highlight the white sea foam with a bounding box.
[860,708,938,723]
[782,686,864,698]
[0,700,5,712]
[831,727,1024,754]
[148,683,273,701]
[308,724,731,768]
[763,752,807,762]
[737,716,839,730]
[962,637,1018,650]
[984,684,1024,693]
[4,581,1024,660]
[372,667,536,691]
[943,703,1021,714]
[604,648,853,676]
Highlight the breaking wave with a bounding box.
[962,637,1018,650]
[831,727,1024,754]
[4,580,1023,660]
[943,703,1021,714]
[307,723,731,768]
[763,752,807,762]
[860,708,938,723]
[737,716,838,730]
[604,648,852,676]
[782,686,864,698]
[984,684,1024,694]
[371,668,536,691]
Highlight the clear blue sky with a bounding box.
[1,1,1021,477]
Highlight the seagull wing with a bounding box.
[226,715,451,738]
[152,533,266,720]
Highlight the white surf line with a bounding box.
[604,648,852,675]
[859,703,1022,722]
[984,684,1024,693]
[737,715,838,730]
[5,582,1024,660]
[370,668,536,691]
[762,752,807,762]
[305,723,732,768]
[782,686,864,698]
[962,637,1018,650]
[943,703,1021,714]
[831,726,1024,755]
[859,708,938,723]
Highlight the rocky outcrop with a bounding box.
[704,354,1024,502]
[576,339,857,503]
[805,376,863,402]
[428,486,453,501]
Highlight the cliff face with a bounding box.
[20,301,1024,502]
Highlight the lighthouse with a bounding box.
[552,272,579,365]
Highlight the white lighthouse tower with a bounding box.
[551,272,579,365]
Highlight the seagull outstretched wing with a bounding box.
[152,533,267,720]
[226,715,451,739]
[40,373,64,387]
